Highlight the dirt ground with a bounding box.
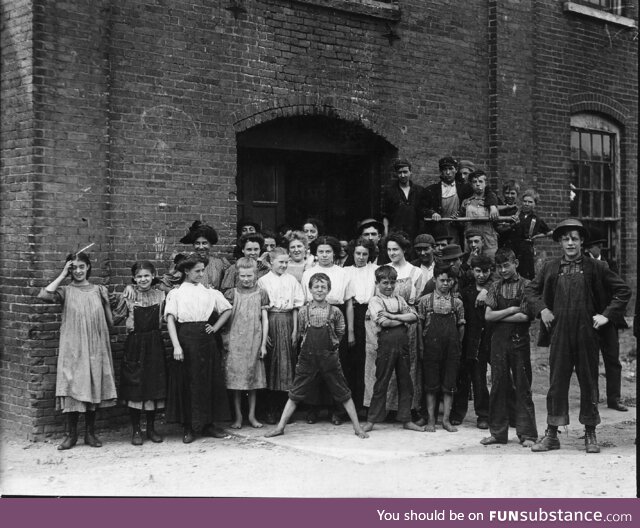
[1,349,636,498]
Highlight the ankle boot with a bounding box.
[130,409,143,446]
[585,427,600,454]
[183,424,195,444]
[58,412,79,450]
[84,411,103,447]
[146,411,163,443]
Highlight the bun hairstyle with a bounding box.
[65,252,92,279]
[385,231,412,253]
[353,237,378,262]
[311,235,341,257]
[130,260,160,285]
[288,230,309,249]
[179,220,219,245]
[176,252,209,282]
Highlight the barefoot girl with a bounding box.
[38,252,117,450]
[265,273,368,439]
[343,237,378,414]
[223,258,269,429]
[112,261,167,445]
[257,247,305,423]
[164,253,232,443]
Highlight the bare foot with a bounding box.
[442,421,458,433]
[362,422,374,432]
[425,421,436,432]
[520,439,535,448]
[403,421,426,432]
[264,428,284,438]
[249,418,263,429]
[230,420,243,429]
[354,428,369,439]
[414,417,427,427]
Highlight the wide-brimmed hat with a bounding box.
[357,218,384,235]
[179,221,219,245]
[413,234,436,248]
[440,244,464,261]
[552,218,589,242]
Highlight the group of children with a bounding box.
[39,193,631,454]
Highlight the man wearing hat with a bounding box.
[421,157,498,245]
[456,160,476,184]
[584,228,627,412]
[411,234,436,287]
[342,218,388,266]
[526,219,631,453]
[431,223,454,259]
[381,159,424,240]
[420,243,465,297]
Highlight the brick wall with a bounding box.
[1,0,636,438]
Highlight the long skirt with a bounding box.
[166,322,229,431]
[265,311,297,391]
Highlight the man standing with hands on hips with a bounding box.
[525,219,630,454]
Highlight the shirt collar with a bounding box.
[434,291,451,300]
[441,181,456,188]
[561,255,583,265]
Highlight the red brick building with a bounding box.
[1,0,637,438]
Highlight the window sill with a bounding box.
[291,0,401,21]
[563,2,637,28]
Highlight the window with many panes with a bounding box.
[570,114,621,263]
[580,0,624,15]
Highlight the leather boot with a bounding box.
[146,411,163,443]
[130,409,143,446]
[84,411,103,447]
[183,424,195,444]
[585,427,600,454]
[58,412,79,450]
[531,428,560,452]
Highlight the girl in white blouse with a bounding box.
[164,253,232,443]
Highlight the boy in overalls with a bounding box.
[417,262,466,432]
[480,248,538,446]
[265,273,368,439]
[526,219,630,453]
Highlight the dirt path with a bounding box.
[1,372,635,497]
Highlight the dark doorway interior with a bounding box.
[237,116,397,238]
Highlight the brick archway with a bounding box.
[569,93,629,127]
[231,95,402,148]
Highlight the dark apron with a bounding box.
[120,304,167,402]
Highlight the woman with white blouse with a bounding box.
[165,253,232,443]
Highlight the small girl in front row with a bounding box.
[38,252,117,450]
[223,258,269,429]
[112,261,167,445]
[257,247,305,423]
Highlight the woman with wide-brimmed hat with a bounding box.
[179,220,231,290]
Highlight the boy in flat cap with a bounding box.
[381,159,424,240]
[526,219,631,453]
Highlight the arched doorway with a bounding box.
[236,115,397,238]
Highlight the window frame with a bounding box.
[569,113,622,263]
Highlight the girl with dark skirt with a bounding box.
[112,261,167,446]
[164,253,232,443]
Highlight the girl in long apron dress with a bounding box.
[37,252,117,450]
[165,253,232,443]
[223,258,269,429]
[112,261,168,446]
